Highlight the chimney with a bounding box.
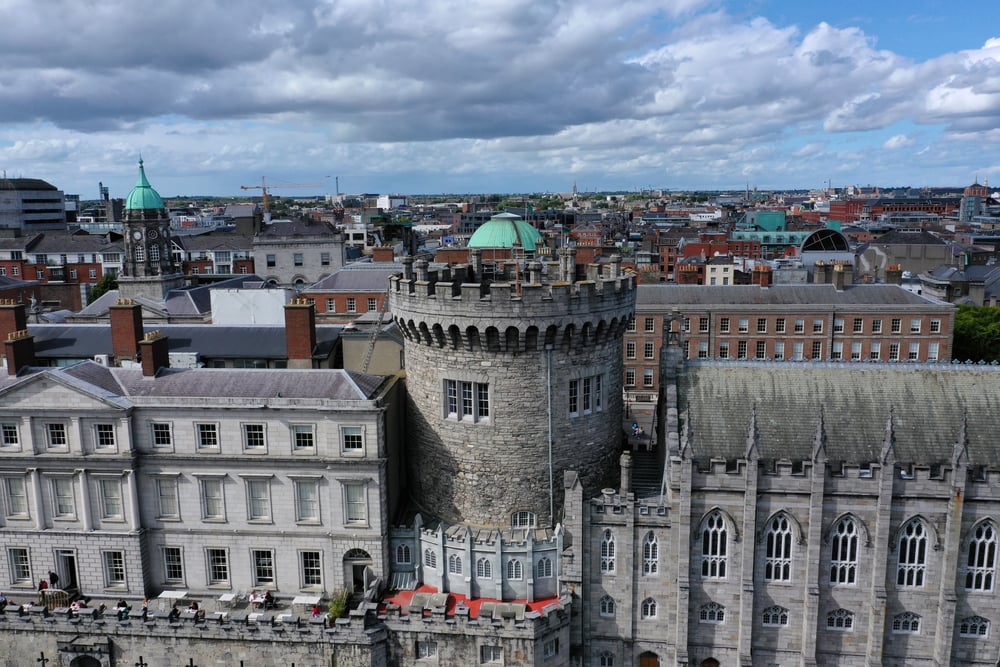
[4,330,34,376]
[885,264,903,285]
[138,330,170,377]
[752,265,773,287]
[372,246,395,263]
[110,299,143,362]
[813,261,829,284]
[284,298,317,369]
[0,301,27,340]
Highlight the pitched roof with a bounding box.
[305,262,400,292]
[636,284,944,307]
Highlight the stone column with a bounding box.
[76,469,92,532]
[801,416,828,667]
[737,414,760,666]
[29,468,45,530]
[933,427,971,665]
[126,470,140,531]
[864,420,897,666]
[674,454,693,667]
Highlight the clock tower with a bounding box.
[118,159,184,301]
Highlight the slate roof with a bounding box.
[306,262,400,292]
[637,284,944,307]
[0,178,57,191]
[77,275,270,318]
[22,231,123,254]
[255,219,339,239]
[681,361,1000,466]
[871,230,946,246]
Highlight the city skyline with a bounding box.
[1,0,998,198]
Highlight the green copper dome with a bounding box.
[125,159,166,211]
[467,212,543,249]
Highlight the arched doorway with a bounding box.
[343,548,373,594]
[700,659,720,667]
[638,651,659,667]
[70,657,102,667]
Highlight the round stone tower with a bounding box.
[389,246,636,529]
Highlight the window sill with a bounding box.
[248,519,273,525]
[202,518,227,523]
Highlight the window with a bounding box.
[266,254,276,268]
[891,318,902,334]
[598,651,615,667]
[960,616,990,638]
[910,318,921,333]
[448,554,463,575]
[966,521,997,591]
[320,252,331,266]
[511,511,536,528]
[506,559,523,580]
[896,518,927,587]
[720,317,730,333]
[10,266,16,277]
[701,510,727,578]
[625,369,635,386]
[444,380,490,422]
[569,375,603,416]
[811,341,823,360]
[424,549,437,569]
[243,423,266,450]
[46,423,67,448]
[326,299,336,313]
[201,478,225,520]
[889,342,900,361]
[851,318,862,334]
[156,478,179,519]
[850,342,861,361]
[476,557,492,578]
[416,641,437,659]
[764,514,793,581]
[928,342,939,361]
[0,423,18,447]
[292,424,315,451]
[643,368,654,387]
[892,612,921,634]
[626,317,636,332]
[644,340,655,359]
[833,318,845,333]
[794,319,804,333]
[480,646,502,664]
[247,479,271,521]
[599,595,615,617]
[626,341,636,359]
[151,422,172,447]
[301,551,322,587]
[907,342,919,360]
[644,317,655,332]
[872,319,883,334]
[197,423,219,449]
[757,317,767,333]
[396,544,411,565]
[827,609,854,631]
[4,477,28,517]
[642,532,658,575]
[830,517,859,584]
[51,477,75,518]
[367,297,377,312]
[792,341,804,360]
[536,557,553,578]
[697,340,709,359]
[163,547,184,582]
[699,602,725,623]
[295,480,319,522]
[207,548,229,584]
[755,341,766,359]
[252,549,275,585]
[600,529,616,574]
[775,318,786,333]
[344,482,367,524]
[762,605,789,626]
[640,597,657,619]
[832,341,843,360]
[149,244,160,262]
[930,319,941,333]
[103,550,126,587]
[870,342,881,360]
[133,244,145,263]
[8,547,30,584]
[346,298,357,313]
[699,317,709,333]
[810,319,822,334]
[737,340,748,359]
[293,253,303,267]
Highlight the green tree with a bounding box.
[952,304,1000,362]
[88,273,118,305]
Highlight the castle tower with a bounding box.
[118,159,184,301]
[389,238,636,530]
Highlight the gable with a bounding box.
[0,374,127,413]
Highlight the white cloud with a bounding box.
[883,134,915,150]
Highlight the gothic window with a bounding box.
[476,557,492,579]
[966,521,997,591]
[764,514,793,582]
[896,518,927,587]
[699,602,725,624]
[826,609,855,631]
[830,517,859,585]
[448,554,462,575]
[506,559,523,580]
[959,616,990,638]
[601,529,616,574]
[134,244,145,262]
[423,548,436,569]
[598,651,615,666]
[701,511,728,578]
[642,532,658,575]
[640,597,656,619]
[891,612,921,634]
[762,606,789,626]
[395,544,411,564]
[536,557,553,578]
[599,595,615,617]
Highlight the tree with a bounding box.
[952,304,1000,362]
[88,273,118,305]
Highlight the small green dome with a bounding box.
[468,212,543,249]
[125,159,165,211]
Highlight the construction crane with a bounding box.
[240,177,323,221]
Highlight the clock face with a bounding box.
[132,231,143,240]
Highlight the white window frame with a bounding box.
[163,546,184,584]
[294,479,320,523]
[762,605,789,626]
[206,548,229,585]
[341,425,364,454]
[151,422,173,448]
[600,529,616,574]
[536,557,553,578]
[200,477,226,521]
[3,476,29,518]
[640,597,657,619]
[46,422,68,449]
[506,559,523,580]
[0,422,19,449]
[827,608,855,631]
[252,548,275,586]
[896,518,927,587]
[246,478,271,522]
[699,602,725,624]
[476,557,492,578]
[51,476,76,519]
[196,422,220,450]
[343,481,367,525]
[480,645,502,664]
[292,424,316,452]
[444,379,490,422]
[830,517,859,585]
[701,510,728,579]
[448,554,463,575]
[8,546,31,584]
[102,550,126,588]
[599,595,615,618]
[396,544,411,565]
[960,616,990,638]
[764,514,793,582]
[892,611,921,634]
[966,521,997,592]
[417,641,437,659]
[99,477,124,521]
[300,550,323,588]
[642,531,658,575]
[511,511,536,528]
[242,423,267,451]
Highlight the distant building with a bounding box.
[252,218,345,289]
[0,177,67,234]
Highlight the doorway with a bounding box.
[639,651,659,667]
[700,660,721,667]
[69,657,102,667]
[56,549,79,593]
[343,548,373,594]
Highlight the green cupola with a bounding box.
[125,159,166,211]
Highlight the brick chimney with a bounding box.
[832,262,853,291]
[0,301,27,340]
[885,264,903,285]
[138,330,170,377]
[110,299,143,362]
[285,298,317,369]
[4,330,34,375]
[372,246,395,263]
[751,265,773,287]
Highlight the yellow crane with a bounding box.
[240,177,323,219]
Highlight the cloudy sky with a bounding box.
[1,0,999,198]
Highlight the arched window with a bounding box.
[959,615,990,638]
[642,532,658,575]
[966,521,997,591]
[762,605,789,626]
[448,554,462,575]
[149,243,160,261]
[640,597,657,619]
[892,612,921,634]
[701,511,727,578]
[395,544,411,565]
[699,602,725,624]
[830,517,859,584]
[536,557,552,578]
[476,557,492,579]
[511,511,536,528]
[896,518,927,587]
[598,651,615,667]
[826,608,854,631]
[601,529,616,574]
[764,514,793,581]
[507,559,523,580]
[134,244,146,262]
[423,548,436,569]
[599,595,615,617]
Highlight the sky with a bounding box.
[1,0,999,198]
